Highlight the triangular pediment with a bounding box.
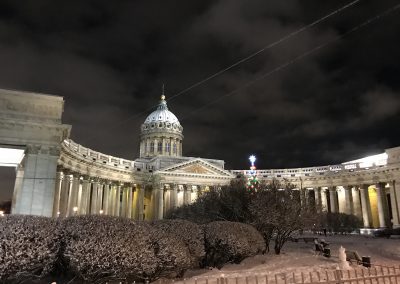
[157,158,234,178]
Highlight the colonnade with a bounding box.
[52,169,214,220]
[52,170,143,219]
[302,181,400,228]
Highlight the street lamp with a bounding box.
[99,210,104,215]
[73,207,78,215]
[0,210,4,217]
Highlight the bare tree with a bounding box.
[250,179,317,254]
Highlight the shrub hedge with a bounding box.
[203,221,266,268]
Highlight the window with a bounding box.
[165,143,170,154]
[173,143,177,154]
[150,142,154,153]
[157,142,162,153]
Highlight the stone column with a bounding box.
[359,185,372,228]
[352,187,362,219]
[184,184,192,205]
[11,145,60,217]
[108,184,115,216]
[321,188,328,212]
[376,183,388,228]
[90,180,99,215]
[314,187,322,213]
[103,181,110,215]
[389,181,400,228]
[163,187,171,216]
[97,182,104,214]
[59,173,71,217]
[127,185,133,219]
[329,187,338,213]
[115,184,121,216]
[52,171,63,217]
[121,186,127,217]
[136,184,144,220]
[156,185,164,220]
[67,174,80,216]
[344,186,354,215]
[170,184,178,209]
[79,177,90,215]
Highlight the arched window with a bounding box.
[157,142,162,153]
[150,142,155,153]
[165,143,170,154]
[173,143,177,154]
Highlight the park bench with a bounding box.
[302,237,318,243]
[345,250,363,264]
[314,239,330,257]
[291,237,318,243]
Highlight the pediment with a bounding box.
[158,158,234,177]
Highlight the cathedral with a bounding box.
[1,88,400,231]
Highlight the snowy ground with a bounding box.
[174,234,400,284]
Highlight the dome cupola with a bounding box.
[139,93,183,158]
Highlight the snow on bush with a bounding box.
[204,221,266,268]
[62,215,192,282]
[0,215,61,282]
[62,215,158,282]
[152,219,205,267]
[151,228,192,278]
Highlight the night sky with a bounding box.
[1,0,400,201]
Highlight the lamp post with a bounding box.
[73,206,78,215]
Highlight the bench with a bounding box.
[314,239,330,257]
[291,237,318,243]
[345,250,362,264]
[303,237,318,243]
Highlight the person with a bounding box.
[323,228,327,236]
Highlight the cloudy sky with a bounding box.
[1,0,400,200]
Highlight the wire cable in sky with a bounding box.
[167,0,361,103]
[179,3,400,122]
[92,0,361,135]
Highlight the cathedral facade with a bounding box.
[1,89,400,230]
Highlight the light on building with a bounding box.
[73,207,78,214]
[0,210,4,217]
[0,148,25,167]
[99,210,104,214]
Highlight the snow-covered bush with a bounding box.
[0,215,61,282]
[151,228,192,278]
[62,216,158,282]
[203,221,265,268]
[152,219,205,267]
[61,215,192,282]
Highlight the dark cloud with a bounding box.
[0,0,399,191]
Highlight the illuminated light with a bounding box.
[343,153,388,167]
[0,148,25,167]
[73,207,78,214]
[359,162,373,168]
[0,210,4,217]
[249,155,256,166]
[99,210,104,214]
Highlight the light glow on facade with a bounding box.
[343,153,388,168]
[0,148,25,167]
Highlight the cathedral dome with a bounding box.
[144,95,181,125]
[139,94,184,158]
